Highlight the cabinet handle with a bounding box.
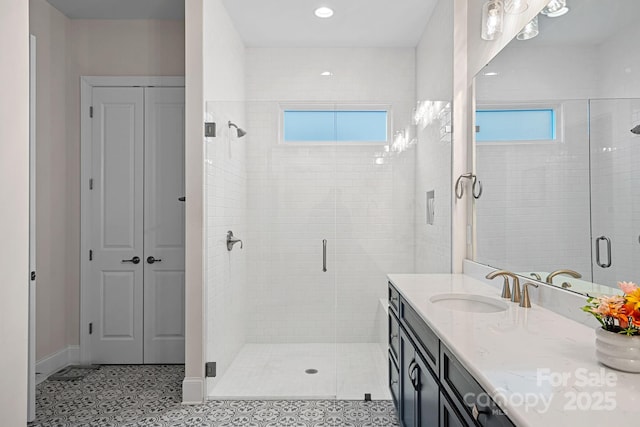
[408,360,420,390]
[391,379,398,385]
[390,333,398,339]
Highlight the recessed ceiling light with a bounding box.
[314,7,334,18]
[483,71,499,76]
[320,71,334,76]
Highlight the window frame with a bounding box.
[475,102,563,145]
[279,102,392,146]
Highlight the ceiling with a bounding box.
[221,0,439,47]
[46,0,184,20]
[44,0,438,47]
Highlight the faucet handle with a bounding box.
[520,282,539,308]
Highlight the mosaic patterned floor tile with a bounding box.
[29,365,400,426]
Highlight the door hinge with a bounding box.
[89,106,93,118]
[89,178,94,190]
[30,271,36,281]
[89,250,93,261]
[205,362,216,377]
[204,122,216,138]
[89,323,93,334]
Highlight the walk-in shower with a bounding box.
[203,45,453,399]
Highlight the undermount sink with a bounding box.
[430,293,508,313]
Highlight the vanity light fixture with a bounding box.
[314,6,334,18]
[516,15,539,40]
[481,0,504,41]
[540,0,569,18]
[505,0,528,14]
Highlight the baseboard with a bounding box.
[35,345,80,385]
[182,377,204,404]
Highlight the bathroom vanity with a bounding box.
[387,274,639,427]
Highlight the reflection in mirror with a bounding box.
[474,0,640,297]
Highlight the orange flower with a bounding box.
[590,295,625,317]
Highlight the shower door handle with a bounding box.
[322,239,327,272]
[595,236,612,268]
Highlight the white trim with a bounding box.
[82,76,185,88]
[79,76,185,365]
[35,346,81,385]
[182,377,205,404]
[28,34,37,423]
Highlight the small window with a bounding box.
[476,108,556,142]
[282,108,388,143]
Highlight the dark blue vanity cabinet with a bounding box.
[388,282,515,427]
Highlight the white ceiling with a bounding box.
[221,0,439,47]
[46,0,184,20]
[44,0,438,47]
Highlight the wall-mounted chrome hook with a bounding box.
[455,173,483,200]
[226,230,243,251]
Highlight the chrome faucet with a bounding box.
[226,230,243,251]
[485,270,520,302]
[545,269,581,284]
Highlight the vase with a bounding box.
[595,327,640,373]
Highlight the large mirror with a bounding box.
[474,0,640,296]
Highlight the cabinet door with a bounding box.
[440,391,470,427]
[400,328,417,427]
[416,352,439,427]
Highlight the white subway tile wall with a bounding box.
[205,101,249,389]
[244,48,416,344]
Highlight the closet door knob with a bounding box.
[146,256,162,264]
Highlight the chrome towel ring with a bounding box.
[455,173,482,199]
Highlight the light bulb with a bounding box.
[541,0,569,17]
[517,15,539,40]
[482,0,504,41]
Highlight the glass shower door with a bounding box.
[590,99,640,289]
[244,101,338,398]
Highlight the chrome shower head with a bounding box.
[631,124,640,135]
[228,121,247,138]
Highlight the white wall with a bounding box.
[245,48,416,343]
[0,0,30,423]
[201,0,247,395]
[29,0,70,361]
[414,0,453,273]
[183,0,205,403]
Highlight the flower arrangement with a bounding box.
[583,281,640,336]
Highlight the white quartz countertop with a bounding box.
[387,274,640,427]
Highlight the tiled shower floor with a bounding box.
[29,365,399,427]
[208,343,391,400]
